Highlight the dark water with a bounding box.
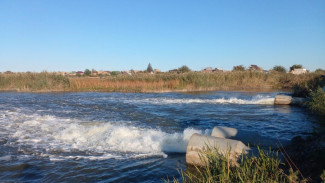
[0,92,318,182]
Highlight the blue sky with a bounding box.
[1,0,324,72]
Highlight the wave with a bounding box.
[139,96,275,105]
[2,111,208,160]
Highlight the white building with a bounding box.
[290,68,307,75]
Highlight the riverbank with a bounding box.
[0,71,323,93]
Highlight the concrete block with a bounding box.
[211,126,289,148]
[274,95,308,105]
[186,133,249,166]
[274,95,292,105]
[211,126,238,138]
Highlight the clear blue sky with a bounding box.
[1,0,324,72]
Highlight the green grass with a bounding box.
[167,147,307,183]
[321,170,325,183]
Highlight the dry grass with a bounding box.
[0,72,70,92]
[0,71,323,92]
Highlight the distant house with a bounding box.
[121,70,132,75]
[103,71,111,75]
[290,68,307,75]
[91,70,98,76]
[97,70,111,75]
[248,65,263,71]
[215,68,226,72]
[153,69,161,73]
[131,70,140,74]
[168,69,178,73]
[201,67,214,73]
[76,71,84,75]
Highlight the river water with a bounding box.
[0,92,318,182]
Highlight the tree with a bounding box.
[111,71,120,76]
[178,65,191,73]
[91,69,97,74]
[289,64,303,72]
[84,69,91,76]
[232,65,245,71]
[272,65,287,73]
[146,63,153,73]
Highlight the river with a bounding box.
[0,91,318,182]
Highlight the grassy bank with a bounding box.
[1,71,323,93]
[0,72,70,92]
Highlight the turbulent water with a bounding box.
[0,91,318,182]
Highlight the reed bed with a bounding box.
[69,72,279,92]
[0,71,323,92]
[0,72,70,91]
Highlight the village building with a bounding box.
[168,69,178,73]
[215,68,227,72]
[248,65,263,71]
[153,69,161,73]
[121,70,132,75]
[75,71,84,76]
[91,70,98,76]
[290,68,308,75]
[97,70,111,75]
[201,67,214,73]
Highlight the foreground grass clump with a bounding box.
[169,147,306,183]
[321,170,325,182]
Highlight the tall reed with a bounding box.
[0,72,70,91]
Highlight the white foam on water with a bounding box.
[1,110,207,160]
[139,95,275,105]
[0,155,12,161]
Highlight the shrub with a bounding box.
[233,65,245,71]
[178,65,191,73]
[292,74,325,97]
[84,69,91,76]
[308,87,325,115]
[110,71,120,76]
[290,64,303,72]
[273,65,287,73]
